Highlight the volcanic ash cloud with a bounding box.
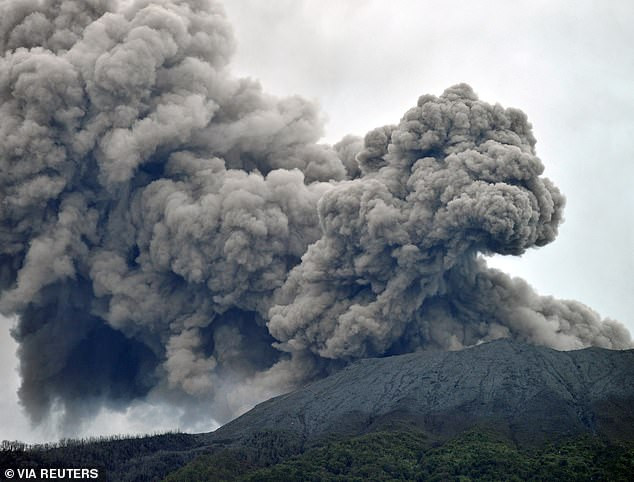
[269,84,631,358]
[0,0,630,431]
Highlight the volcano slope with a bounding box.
[3,339,634,480]
[163,338,634,480]
[209,338,634,446]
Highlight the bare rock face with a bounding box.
[210,339,634,445]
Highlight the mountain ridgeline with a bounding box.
[3,339,634,480]
[211,338,634,445]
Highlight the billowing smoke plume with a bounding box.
[269,85,631,357]
[1,0,630,431]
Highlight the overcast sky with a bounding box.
[2,0,633,443]
[221,0,634,327]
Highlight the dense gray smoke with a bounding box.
[269,85,631,357]
[1,0,631,431]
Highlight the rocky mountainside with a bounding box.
[211,339,634,446]
[4,339,633,480]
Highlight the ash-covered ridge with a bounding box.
[212,339,634,444]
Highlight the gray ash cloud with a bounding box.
[0,0,630,431]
